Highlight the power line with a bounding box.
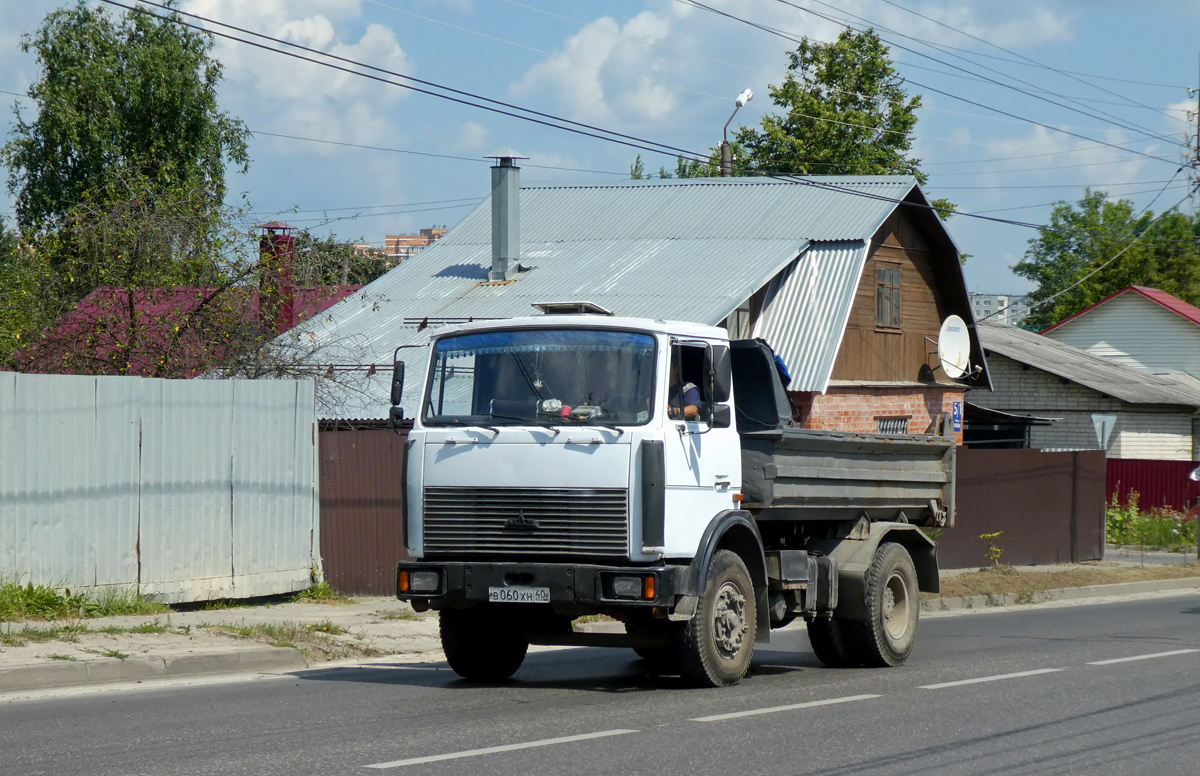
[871,0,1185,126]
[108,0,709,164]
[766,0,1181,148]
[253,130,629,175]
[675,0,1178,164]
[85,0,1195,251]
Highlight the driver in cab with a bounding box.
[667,359,701,421]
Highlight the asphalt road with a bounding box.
[3,593,1199,776]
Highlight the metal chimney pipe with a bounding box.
[486,147,527,282]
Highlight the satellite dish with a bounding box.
[937,315,971,379]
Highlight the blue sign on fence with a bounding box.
[952,401,962,432]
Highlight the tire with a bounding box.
[806,617,859,668]
[439,606,528,682]
[847,542,919,668]
[675,549,757,687]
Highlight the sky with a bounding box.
[0,0,1197,295]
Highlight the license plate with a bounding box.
[488,586,550,603]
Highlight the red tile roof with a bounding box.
[1041,285,1200,333]
[16,284,359,377]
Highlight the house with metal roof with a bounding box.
[1041,285,1200,381]
[300,154,988,429]
[972,321,1200,459]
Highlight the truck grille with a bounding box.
[422,487,629,557]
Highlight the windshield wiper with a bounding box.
[577,420,625,437]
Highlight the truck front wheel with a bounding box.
[676,549,757,687]
[440,606,529,682]
[849,542,919,667]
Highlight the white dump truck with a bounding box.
[390,311,954,687]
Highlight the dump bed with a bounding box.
[739,427,955,526]
[728,338,955,527]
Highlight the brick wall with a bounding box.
[791,385,965,444]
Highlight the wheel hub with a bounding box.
[712,581,747,657]
[883,571,910,641]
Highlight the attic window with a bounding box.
[876,265,901,329]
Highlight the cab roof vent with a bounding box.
[531,301,613,316]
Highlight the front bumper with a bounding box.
[396,560,689,609]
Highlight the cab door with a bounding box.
[661,341,741,556]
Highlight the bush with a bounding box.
[1106,490,1199,551]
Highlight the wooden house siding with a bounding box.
[1044,293,1200,378]
[830,210,947,383]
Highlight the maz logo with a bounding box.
[504,511,540,531]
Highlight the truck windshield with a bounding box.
[423,328,657,426]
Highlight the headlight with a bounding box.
[612,576,642,598]
[410,570,440,592]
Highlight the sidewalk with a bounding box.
[2,563,1198,695]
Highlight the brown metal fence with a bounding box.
[1108,458,1200,512]
[317,433,1107,591]
[318,427,409,595]
[937,448,1106,569]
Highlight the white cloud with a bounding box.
[449,121,490,152]
[182,0,411,146]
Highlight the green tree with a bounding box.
[291,230,391,286]
[1013,190,1200,330]
[630,155,647,179]
[737,29,921,179]
[1,1,249,234]
[631,29,954,217]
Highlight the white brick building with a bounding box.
[971,322,1200,459]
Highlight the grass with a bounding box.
[44,653,77,661]
[208,620,380,660]
[1106,490,1199,552]
[289,581,349,604]
[0,576,168,623]
[375,610,422,622]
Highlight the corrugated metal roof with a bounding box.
[754,241,868,392]
[297,176,928,419]
[978,321,1200,407]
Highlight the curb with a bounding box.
[921,576,1200,612]
[0,646,306,693]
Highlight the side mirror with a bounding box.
[705,345,732,403]
[390,358,405,407]
[711,404,732,429]
[388,405,405,431]
[1190,467,1200,482]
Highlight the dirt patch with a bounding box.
[931,561,1200,600]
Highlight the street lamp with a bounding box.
[721,88,753,177]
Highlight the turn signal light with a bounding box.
[643,575,656,600]
[732,493,744,502]
[398,570,410,593]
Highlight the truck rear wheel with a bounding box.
[440,606,528,682]
[849,542,919,667]
[676,550,757,687]
[806,617,858,668]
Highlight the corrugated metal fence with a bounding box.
[318,427,409,595]
[0,372,319,603]
[937,449,1106,569]
[1108,458,1200,512]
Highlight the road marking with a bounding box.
[690,694,880,722]
[1088,648,1199,666]
[920,668,1062,689]
[362,729,637,769]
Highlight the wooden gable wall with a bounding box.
[830,208,960,383]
